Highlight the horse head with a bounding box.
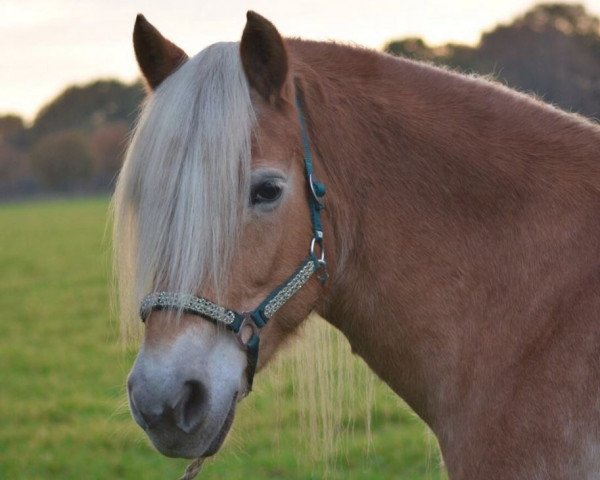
[114,12,326,459]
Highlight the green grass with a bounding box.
[0,198,446,479]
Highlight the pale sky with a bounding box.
[2,0,600,121]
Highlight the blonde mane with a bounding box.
[112,42,255,340]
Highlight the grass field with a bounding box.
[0,198,447,479]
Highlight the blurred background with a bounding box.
[2,1,600,478]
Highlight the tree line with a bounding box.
[2,3,600,198]
[0,80,144,197]
[385,3,600,119]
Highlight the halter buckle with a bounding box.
[310,234,328,284]
[310,235,325,265]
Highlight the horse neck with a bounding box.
[292,40,600,468]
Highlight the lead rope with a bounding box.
[180,458,204,480]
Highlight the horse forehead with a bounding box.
[251,114,298,164]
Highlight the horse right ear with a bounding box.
[133,14,188,90]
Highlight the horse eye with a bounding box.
[251,180,283,205]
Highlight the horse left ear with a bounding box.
[240,11,289,104]
[133,14,188,90]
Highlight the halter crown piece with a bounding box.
[139,89,327,390]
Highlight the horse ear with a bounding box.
[133,14,188,90]
[240,11,289,104]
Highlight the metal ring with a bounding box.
[308,173,325,208]
[235,314,259,349]
[310,236,326,265]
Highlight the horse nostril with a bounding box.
[174,380,209,434]
[129,392,162,430]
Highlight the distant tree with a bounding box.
[384,3,600,121]
[517,3,600,35]
[0,142,33,191]
[385,38,435,61]
[31,80,144,140]
[89,121,129,179]
[0,115,25,141]
[477,3,600,116]
[0,115,34,195]
[30,131,92,190]
[0,114,29,148]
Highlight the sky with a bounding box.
[3,0,600,121]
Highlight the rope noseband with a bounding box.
[139,89,327,391]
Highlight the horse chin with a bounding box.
[147,393,239,459]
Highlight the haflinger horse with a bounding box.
[113,10,600,480]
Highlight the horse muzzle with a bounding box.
[128,376,238,458]
[127,316,247,458]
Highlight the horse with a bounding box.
[112,10,600,479]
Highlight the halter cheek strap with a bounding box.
[139,89,327,390]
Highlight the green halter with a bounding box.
[140,89,327,389]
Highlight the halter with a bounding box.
[139,90,327,390]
